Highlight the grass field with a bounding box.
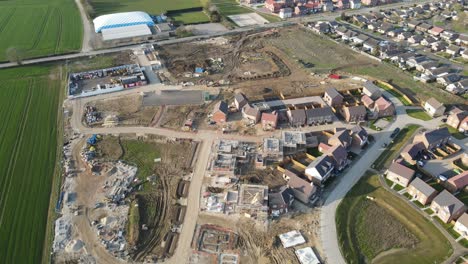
[89,0,210,24]
[373,125,420,170]
[0,0,82,62]
[120,139,161,182]
[269,29,465,104]
[0,66,61,263]
[406,109,432,121]
[170,11,210,24]
[89,0,202,16]
[336,172,452,264]
[376,82,413,106]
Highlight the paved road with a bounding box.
[319,86,467,264]
[0,0,433,69]
[340,20,465,70]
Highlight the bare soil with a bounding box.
[240,169,287,189]
[87,94,160,127]
[195,208,321,264]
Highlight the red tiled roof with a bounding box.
[430,27,445,34]
[261,112,278,122]
[374,97,392,111]
[361,95,374,107]
[448,171,468,189]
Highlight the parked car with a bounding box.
[390,127,400,138]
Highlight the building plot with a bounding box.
[228,13,269,27]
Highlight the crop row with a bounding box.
[0,76,60,263]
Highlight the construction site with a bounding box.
[53,126,199,263]
[68,64,147,98]
[157,27,366,101]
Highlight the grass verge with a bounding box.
[406,109,432,121]
[373,125,420,170]
[336,172,452,264]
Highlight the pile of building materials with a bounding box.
[92,162,137,259]
[279,230,306,248]
[84,105,101,125]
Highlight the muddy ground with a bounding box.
[86,94,161,127]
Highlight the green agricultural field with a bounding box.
[0,66,61,263]
[170,11,210,24]
[336,172,453,264]
[0,0,82,62]
[89,0,202,17]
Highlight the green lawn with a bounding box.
[336,173,452,264]
[120,139,161,181]
[0,0,82,62]
[170,11,210,24]
[440,124,467,140]
[394,184,405,191]
[406,109,432,121]
[373,125,420,170]
[0,66,61,263]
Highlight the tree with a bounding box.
[341,11,347,21]
[6,47,24,64]
[210,10,221,22]
[175,26,194,38]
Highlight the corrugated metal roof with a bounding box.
[93,11,154,33]
[101,24,152,41]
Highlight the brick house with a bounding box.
[407,177,438,205]
[430,190,466,223]
[242,104,261,123]
[211,101,228,123]
[401,142,425,165]
[323,87,344,107]
[447,111,467,130]
[283,169,317,204]
[234,93,248,111]
[305,155,335,185]
[447,171,468,193]
[374,97,395,117]
[351,125,368,147]
[454,213,468,237]
[305,107,334,125]
[261,112,278,130]
[386,162,415,187]
[342,105,367,123]
[268,186,295,216]
[413,127,451,150]
[328,128,352,149]
[287,109,306,127]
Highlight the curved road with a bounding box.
[319,87,468,264]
